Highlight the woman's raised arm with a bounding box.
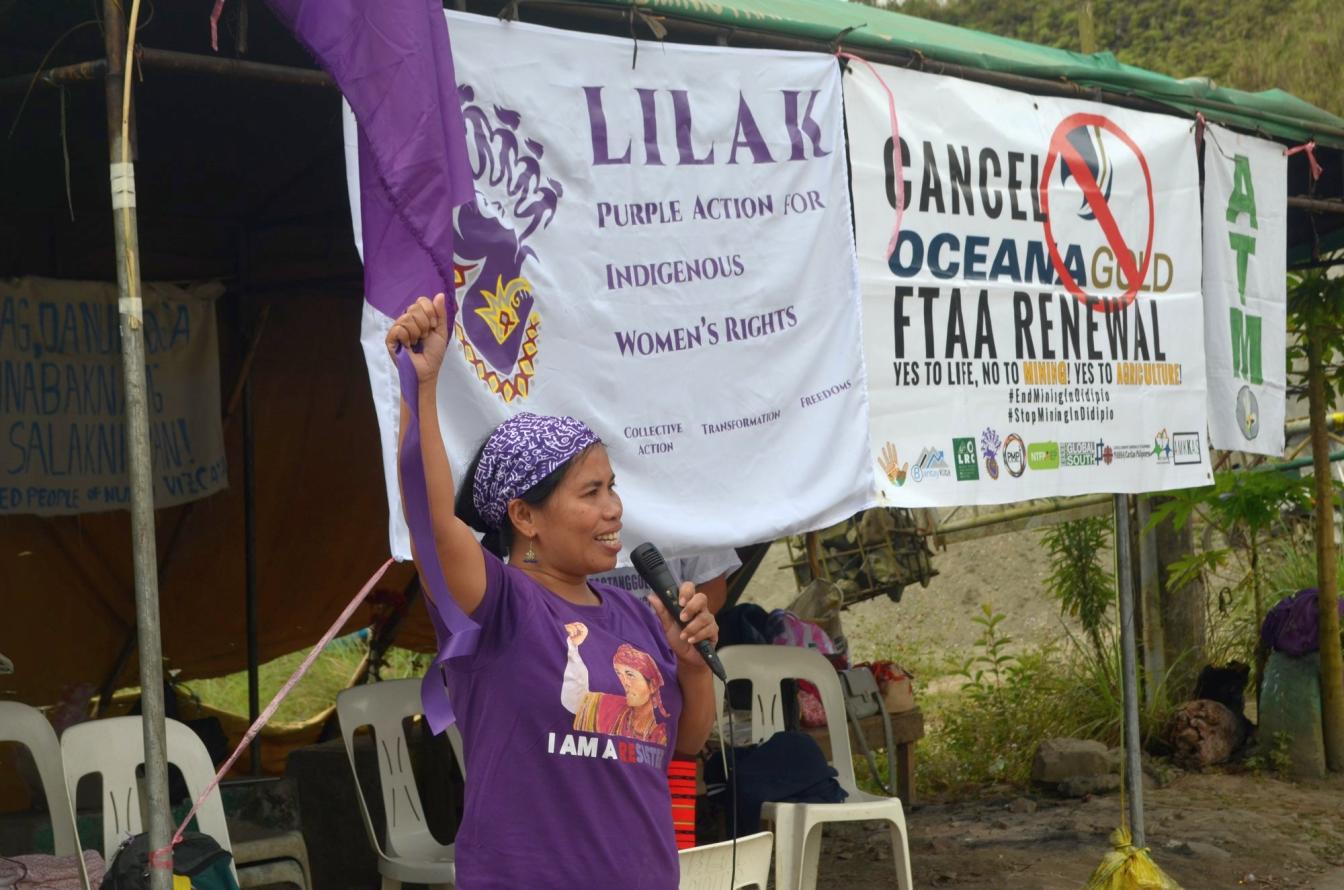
[389,293,488,616]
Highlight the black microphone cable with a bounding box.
[714,688,739,890]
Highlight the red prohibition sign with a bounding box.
[1039,113,1155,310]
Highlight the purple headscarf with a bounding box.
[472,413,602,530]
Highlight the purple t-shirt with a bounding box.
[438,548,682,889]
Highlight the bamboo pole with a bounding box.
[104,0,172,882]
[1307,329,1344,771]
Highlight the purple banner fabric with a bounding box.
[264,0,473,318]
[263,0,476,728]
[397,351,479,731]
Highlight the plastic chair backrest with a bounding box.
[335,679,465,859]
[60,716,233,862]
[677,831,773,890]
[0,702,82,857]
[716,645,860,795]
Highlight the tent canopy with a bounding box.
[579,0,1344,147]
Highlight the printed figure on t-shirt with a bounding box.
[561,622,668,744]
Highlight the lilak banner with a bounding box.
[1202,123,1286,456]
[0,276,227,515]
[845,63,1211,506]
[351,12,872,559]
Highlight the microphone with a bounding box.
[630,542,727,681]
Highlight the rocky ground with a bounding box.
[815,771,1344,889]
[736,531,1344,889]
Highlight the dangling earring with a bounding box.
[523,539,539,564]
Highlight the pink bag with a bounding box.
[767,610,837,654]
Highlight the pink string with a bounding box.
[1285,139,1323,181]
[149,557,395,869]
[837,50,903,260]
[209,0,227,52]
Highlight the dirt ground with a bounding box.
[741,530,1074,671]
[814,771,1344,889]
[737,530,1344,889]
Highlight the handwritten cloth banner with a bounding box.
[352,12,874,560]
[845,63,1211,507]
[1202,123,1287,456]
[0,276,226,515]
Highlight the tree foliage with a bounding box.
[1041,517,1115,662]
[871,0,1344,117]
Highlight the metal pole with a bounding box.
[1113,494,1145,845]
[1135,497,1165,709]
[240,228,262,775]
[104,0,172,885]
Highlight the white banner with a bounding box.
[845,64,1211,506]
[1202,124,1287,455]
[352,12,872,560]
[0,277,227,515]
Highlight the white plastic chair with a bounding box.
[60,716,309,889]
[678,831,774,890]
[716,646,914,890]
[0,702,91,889]
[336,678,465,890]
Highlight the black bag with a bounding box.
[101,832,238,890]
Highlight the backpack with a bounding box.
[101,832,237,890]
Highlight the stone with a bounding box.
[1184,841,1233,860]
[1056,773,1121,798]
[1008,797,1037,815]
[1032,738,1111,784]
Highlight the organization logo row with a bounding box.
[889,429,1202,486]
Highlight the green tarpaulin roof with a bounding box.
[580,0,1344,148]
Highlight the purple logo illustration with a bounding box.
[981,428,1002,480]
[453,85,564,403]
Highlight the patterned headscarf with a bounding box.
[613,643,669,718]
[472,412,602,531]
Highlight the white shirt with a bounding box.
[593,549,742,598]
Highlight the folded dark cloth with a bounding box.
[706,730,847,834]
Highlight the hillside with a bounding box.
[872,0,1343,117]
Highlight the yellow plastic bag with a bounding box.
[1082,828,1182,890]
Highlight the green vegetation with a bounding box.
[878,604,1177,795]
[1041,517,1115,663]
[184,638,428,724]
[871,0,1344,116]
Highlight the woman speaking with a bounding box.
[388,294,719,889]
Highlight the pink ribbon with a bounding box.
[209,0,227,52]
[837,51,903,261]
[1285,139,1323,181]
[149,557,395,869]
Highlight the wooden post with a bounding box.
[1307,328,1344,771]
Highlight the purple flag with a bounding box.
[264,0,478,730]
[264,0,473,318]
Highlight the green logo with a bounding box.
[1027,441,1060,470]
[953,437,979,481]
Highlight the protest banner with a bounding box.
[846,63,1211,505]
[1202,123,1287,455]
[1,276,226,515]
[351,12,873,558]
